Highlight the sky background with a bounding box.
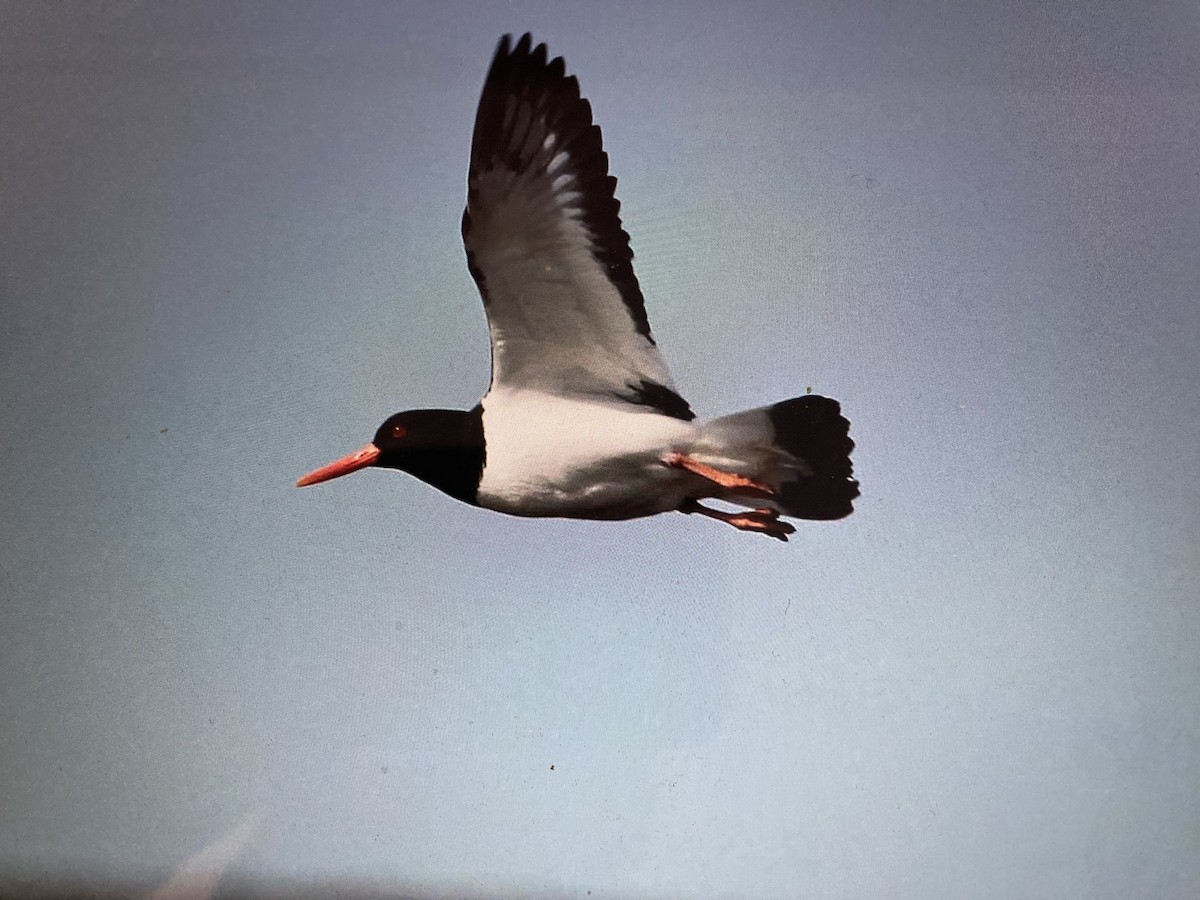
[2,1,1198,897]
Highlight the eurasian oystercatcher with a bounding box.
[298,33,858,541]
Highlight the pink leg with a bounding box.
[663,452,776,498]
[679,499,795,541]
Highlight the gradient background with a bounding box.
[3,2,1198,897]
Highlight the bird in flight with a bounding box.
[297,33,858,541]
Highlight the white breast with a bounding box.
[476,388,700,520]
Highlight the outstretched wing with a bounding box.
[461,33,693,420]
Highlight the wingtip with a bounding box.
[496,32,535,61]
[495,32,556,68]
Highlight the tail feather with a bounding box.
[768,395,859,520]
[699,394,859,521]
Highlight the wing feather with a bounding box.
[462,34,693,420]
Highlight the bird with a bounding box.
[296,33,858,541]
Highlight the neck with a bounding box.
[398,406,485,504]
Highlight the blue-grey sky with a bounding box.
[2,2,1198,897]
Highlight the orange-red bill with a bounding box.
[296,443,381,487]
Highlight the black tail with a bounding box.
[769,395,859,520]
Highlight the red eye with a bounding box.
[391,424,406,439]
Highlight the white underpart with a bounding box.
[476,390,802,520]
[477,388,699,519]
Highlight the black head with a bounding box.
[369,410,468,464]
[297,407,485,504]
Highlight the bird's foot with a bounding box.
[679,499,796,542]
[663,453,776,497]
